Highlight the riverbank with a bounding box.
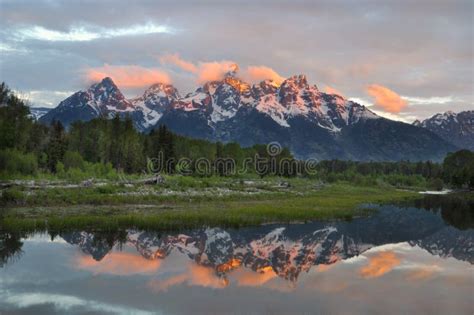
[0,177,422,232]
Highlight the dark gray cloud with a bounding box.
[0,0,472,120]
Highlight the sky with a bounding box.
[0,0,472,122]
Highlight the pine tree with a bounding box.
[46,120,67,172]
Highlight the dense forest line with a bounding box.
[1,82,473,188]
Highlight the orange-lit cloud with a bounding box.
[324,85,344,97]
[159,54,237,83]
[85,64,171,88]
[189,264,229,288]
[148,274,188,292]
[314,263,334,273]
[197,61,239,83]
[233,266,277,287]
[405,265,440,281]
[160,53,198,73]
[158,54,284,85]
[242,66,284,85]
[366,84,408,113]
[76,252,161,275]
[311,281,349,293]
[359,251,401,278]
[148,263,227,292]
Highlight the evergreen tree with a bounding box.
[46,120,67,172]
[0,82,33,150]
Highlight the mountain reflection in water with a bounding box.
[0,194,473,314]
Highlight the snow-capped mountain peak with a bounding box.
[414,110,474,150]
[128,83,180,131]
[282,74,310,90]
[142,83,180,99]
[39,77,133,127]
[88,77,132,112]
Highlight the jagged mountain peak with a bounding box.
[127,82,181,131]
[96,76,115,87]
[414,110,474,150]
[253,79,280,96]
[282,74,311,90]
[85,77,117,94]
[201,75,250,95]
[142,82,180,99]
[224,63,240,77]
[88,77,131,111]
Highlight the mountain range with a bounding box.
[39,73,465,161]
[414,110,474,151]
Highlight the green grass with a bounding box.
[0,182,419,232]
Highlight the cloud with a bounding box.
[148,274,188,292]
[12,22,173,42]
[148,263,227,292]
[196,61,239,83]
[76,252,161,275]
[0,43,29,54]
[188,264,228,288]
[359,251,401,278]
[233,266,277,287]
[0,292,155,315]
[241,66,284,85]
[160,53,198,73]
[402,96,455,105]
[405,265,440,281]
[158,54,238,83]
[366,84,408,113]
[158,54,284,85]
[14,89,74,108]
[85,64,171,88]
[324,85,345,97]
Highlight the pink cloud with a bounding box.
[366,84,408,113]
[242,66,284,85]
[196,61,239,83]
[159,54,237,83]
[359,251,401,278]
[76,252,161,275]
[158,54,284,85]
[85,64,171,88]
[148,263,228,292]
[160,53,198,73]
[324,85,345,97]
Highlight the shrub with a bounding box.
[55,161,65,177]
[0,149,38,176]
[429,178,444,191]
[65,168,88,181]
[63,151,85,171]
[1,187,25,205]
[95,185,117,194]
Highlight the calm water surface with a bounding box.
[1,195,473,314]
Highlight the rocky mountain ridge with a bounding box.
[39,75,458,161]
[414,110,474,150]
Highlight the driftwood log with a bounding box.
[138,174,165,185]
